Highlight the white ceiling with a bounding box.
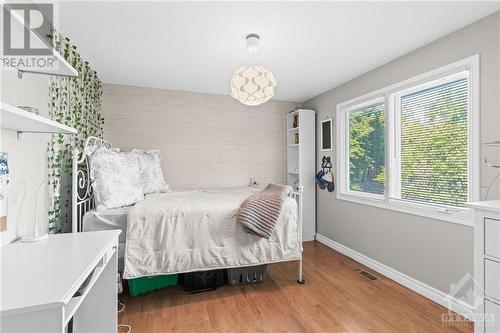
[59,1,499,102]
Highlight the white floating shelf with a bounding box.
[287,127,299,131]
[288,171,299,175]
[288,144,299,147]
[0,102,77,135]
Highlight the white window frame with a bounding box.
[336,55,480,227]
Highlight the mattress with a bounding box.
[83,206,129,244]
[83,206,129,271]
[123,187,301,279]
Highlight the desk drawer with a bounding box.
[485,299,500,333]
[485,259,500,301]
[485,218,500,259]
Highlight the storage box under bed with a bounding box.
[227,265,267,285]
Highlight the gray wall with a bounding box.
[304,12,500,294]
[102,84,297,190]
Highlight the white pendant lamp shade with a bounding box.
[230,34,277,106]
[230,65,277,106]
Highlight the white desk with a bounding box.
[1,230,121,333]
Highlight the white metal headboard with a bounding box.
[71,136,112,233]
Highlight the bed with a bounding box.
[72,137,305,283]
[82,206,128,271]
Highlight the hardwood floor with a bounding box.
[118,241,473,333]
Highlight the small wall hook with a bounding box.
[485,157,500,169]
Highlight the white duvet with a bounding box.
[123,187,301,279]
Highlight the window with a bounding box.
[390,73,469,207]
[348,100,385,197]
[337,56,479,225]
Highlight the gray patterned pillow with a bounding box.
[90,147,144,210]
[133,149,168,194]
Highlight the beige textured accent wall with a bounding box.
[102,84,296,190]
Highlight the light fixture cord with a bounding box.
[248,37,257,65]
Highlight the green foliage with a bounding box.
[400,81,468,207]
[348,103,385,194]
[47,32,104,233]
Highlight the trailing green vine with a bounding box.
[47,32,104,233]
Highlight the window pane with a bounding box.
[399,76,468,207]
[348,102,385,195]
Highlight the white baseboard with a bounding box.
[315,233,474,320]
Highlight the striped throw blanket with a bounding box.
[238,184,292,238]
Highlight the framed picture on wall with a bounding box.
[321,119,333,151]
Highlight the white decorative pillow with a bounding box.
[133,149,168,194]
[90,147,144,210]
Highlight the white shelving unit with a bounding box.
[287,109,316,241]
[0,102,77,137]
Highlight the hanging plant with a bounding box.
[47,31,104,233]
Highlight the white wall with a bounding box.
[102,84,296,189]
[304,12,500,295]
[0,70,51,245]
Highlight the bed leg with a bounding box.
[297,258,305,284]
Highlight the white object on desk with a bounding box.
[1,230,121,332]
[468,199,500,333]
[21,177,49,243]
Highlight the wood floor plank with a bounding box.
[118,241,473,333]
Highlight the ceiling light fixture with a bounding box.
[230,34,277,106]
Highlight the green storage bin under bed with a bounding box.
[128,274,178,296]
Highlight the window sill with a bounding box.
[336,192,474,227]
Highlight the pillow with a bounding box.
[90,147,144,210]
[133,149,168,194]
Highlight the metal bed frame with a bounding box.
[71,136,305,284]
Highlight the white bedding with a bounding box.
[123,187,301,279]
[83,207,129,271]
[83,206,129,244]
